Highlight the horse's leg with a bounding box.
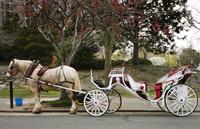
[29,84,42,113]
[64,84,77,114]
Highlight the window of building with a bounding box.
[1,3,4,9]
[6,4,10,10]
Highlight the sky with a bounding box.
[175,0,200,52]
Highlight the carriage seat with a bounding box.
[125,74,148,100]
[125,74,147,92]
[37,66,49,77]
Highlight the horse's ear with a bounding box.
[10,59,17,69]
[13,58,18,63]
[12,59,15,64]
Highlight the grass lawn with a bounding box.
[0,85,60,98]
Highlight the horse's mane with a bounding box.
[12,59,33,69]
[14,59,32,63]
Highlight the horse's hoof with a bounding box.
[69,111,77,114]
[32,109,41,114]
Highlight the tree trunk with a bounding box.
[103,28,113,84]
[132,18,139,65]
[132,42,139,65]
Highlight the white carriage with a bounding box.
[83,65,198,117]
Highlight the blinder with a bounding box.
[8,59,19,76]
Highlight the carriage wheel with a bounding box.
[165,84,198,117]
[106,88,122,114]
[84,89,109,117]
[157,99,168,112]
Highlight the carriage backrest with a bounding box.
[157,65,191,84]
[126,74,144,91]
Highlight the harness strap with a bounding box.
[36,66,49,92]
[36,79,48,92]
[58,65,75,88]
[24,61,39,78]
[37,66,48,76]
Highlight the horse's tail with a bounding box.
[74,72,81,91]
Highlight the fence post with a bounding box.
[9,80,13,108]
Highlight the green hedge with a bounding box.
[126,58,152,65]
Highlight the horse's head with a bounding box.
[6,59,20,78]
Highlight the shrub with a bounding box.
[126,58,152,65]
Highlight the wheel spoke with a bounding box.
[86,104,94,110]
[167,101,178,108]
[99,103,107,109]
[183,105,189,114]
[183,104,189,113]
[96,105,101,114]
[99,97,108,103]
[85,101,94,107]
[91,105,96,113]
[171,103,179,112]
[185,102,193,111]
[167,99,177,103]
[187,93,195,99]
[171,89,178,97]
[94,105,98,116]
[168,96,177,100]
[186,100,196,106]
[110,101,118,108]
[175,106,181,116]
[98,103,106,111]
[186,98,196,101]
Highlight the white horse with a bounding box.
[6,59,81,114]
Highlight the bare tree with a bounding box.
[24,0,94,65]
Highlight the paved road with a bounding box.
[0,112,200,129]
[0,66,7,72]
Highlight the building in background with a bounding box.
[0,0,26,26]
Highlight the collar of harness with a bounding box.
[24,61,39,77]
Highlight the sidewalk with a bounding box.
[0,97,200,112]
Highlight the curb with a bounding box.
[0,109,200,113]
